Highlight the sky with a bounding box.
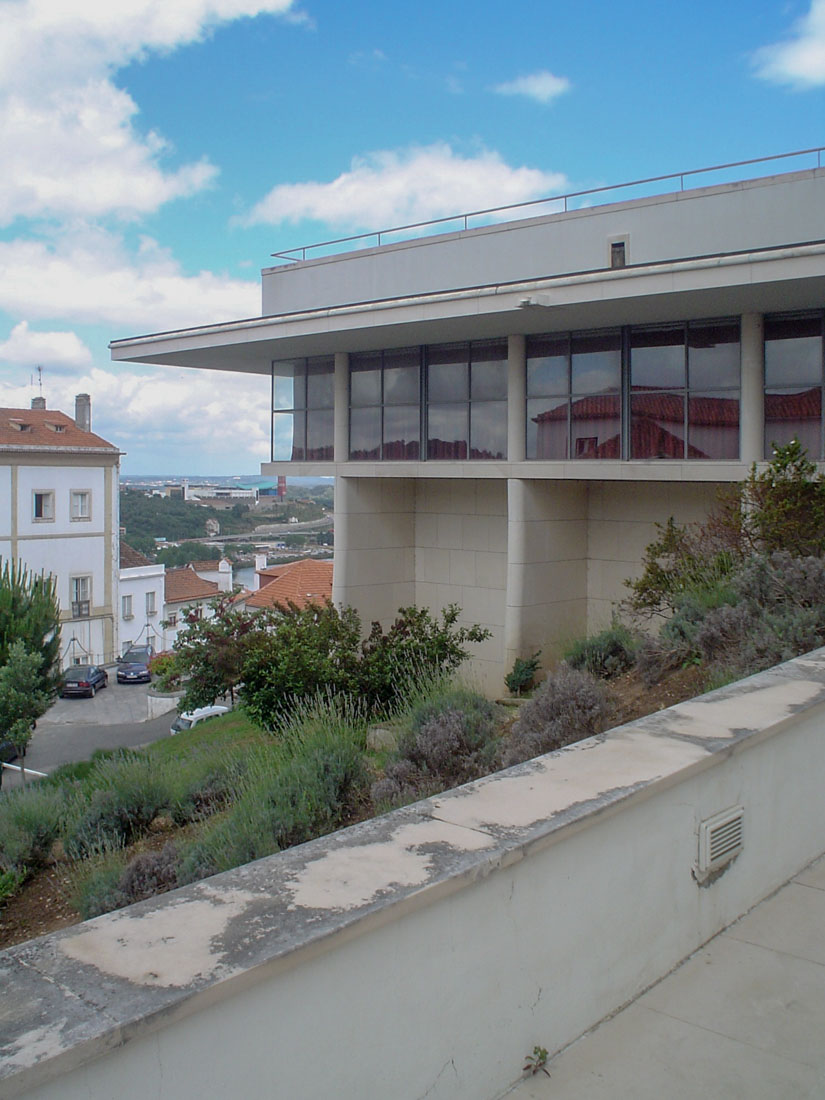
[0,0,823,475]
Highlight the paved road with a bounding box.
[1,678,177,793]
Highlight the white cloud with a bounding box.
[0,0,298,223]
[0,228,260,331]
[754,0,825,88]
[0,364,271,473]
[242,143,569,229]
[493,70,571,104]
[0,321,92,368]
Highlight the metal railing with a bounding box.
[271,146,825,265]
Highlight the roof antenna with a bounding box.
[36,365,43,395]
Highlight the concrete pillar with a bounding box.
[331,474,353,606]
[740,313,764,465]
[504,478,588,673]
[507,335,526,463]
[334,352,349,462]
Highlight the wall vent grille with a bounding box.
[698,806,744,876]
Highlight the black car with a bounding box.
[61,664,109,698]
[116,644,154,685]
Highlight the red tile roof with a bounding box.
[165,566,220,605]
[245,558,333,610]
[0,407,117,451]
[120,540,153,568]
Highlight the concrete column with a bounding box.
[740,313,764,465]
[504,478,588,673]
[507,335,526,463]
[334,352,349,462]
[331,474,353,606]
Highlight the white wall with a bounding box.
[119,564,165,654]
[7,650,825,1100]
[262,170,825,315]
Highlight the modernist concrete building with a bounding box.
[112,158,825,692]
[0,396,121,667]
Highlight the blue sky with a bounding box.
[0,0,823,474]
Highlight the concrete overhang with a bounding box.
[110,243,825,377]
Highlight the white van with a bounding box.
[170,705,229,735]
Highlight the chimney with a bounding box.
[254,553,267,588]
[75,393,91,432]
[31,396,46,410]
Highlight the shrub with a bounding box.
[0,868,24,905]
[149,652,182,691]
[502,663,613,767]
[504,652,541,696]
[64,756,170,859]
[372,687,502,807]
[178,702,369,886]
[565,624,637,680]
[0,784,68,874]
[118,844,179,905]
[71,855,127,920]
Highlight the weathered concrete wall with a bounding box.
[262,170,825,315]
[5,650,825,1100]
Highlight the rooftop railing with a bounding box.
[271,145,825,265]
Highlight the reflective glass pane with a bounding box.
[527,335,568,396]
[292,361,307,409]
[384,405,420,460]
[272,411,298,461]
[306,358,335,408]
[349,406,381,460]
[688,392,739,459]
[688,322,740,389]
[350,353,382,406]
[765,315,823,388]
[630,326,685,391]
[384,347,420,405]
[572,331,621,394]
[571,393,620,459]
[765,386,822,459]
[428,344,469,401]
[528,396,567,459]
[306,408,334,460]
[470,401,506,459]
[428,403,468,459]
[630,392,685,458]
[384,362,419,405]
[272,363,298,410]
[471,341,507,399]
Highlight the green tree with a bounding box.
[0,641,51,780]
[0,559,61,695]
[172,596,264,711]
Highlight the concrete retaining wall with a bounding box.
[5,650,825,1099]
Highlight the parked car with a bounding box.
[116,644,154,685]
[60,664,108,698]
[170,705,229,735]
[0,739,18,764]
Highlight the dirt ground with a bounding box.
[0,665,709,951]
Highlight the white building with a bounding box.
[112,154,825,692]
[161,566,220,650]
[118,540,165,655]
[0,395,120,667]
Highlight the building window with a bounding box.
[167,612,178,627]
[70,490,91,520]
[71,576,91,618]
[764,312,824,459]
[629,320,740,460]
[271,356,334,461]
[33,490,55,521]
[122,594,133,620]
[146,591,157,617]
[527,331,621,459]
[426,340,507,460]
[350,347,421,459]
